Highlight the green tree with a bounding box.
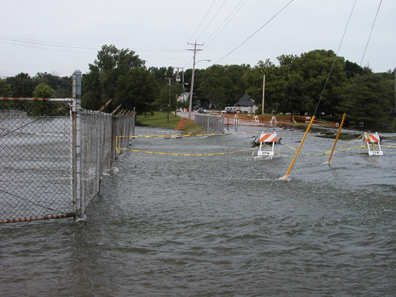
[0,78,12,97]
[243,50,348,116]
[340,73,393,129]
[293,49,347,116]
[149,67,168,86]
[155,83,184,121]
[28,83,67,116]
[244,58,285,114]
[115,68,160,116]
[199,65,230,109]
[6,73,34,97]
[199,64,250,110]
[184,68,206,109]
[33,83,56,98]
[344,60,364,79]
[82,44,145,111]
[33,72,72,98]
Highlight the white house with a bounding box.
[234,93,257,114]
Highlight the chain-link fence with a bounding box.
[0,98,135,223]
[194,114,224,133]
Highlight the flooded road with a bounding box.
[1,125,395,296]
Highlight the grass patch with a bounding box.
[136,112,205,134]
[136,112,180,129]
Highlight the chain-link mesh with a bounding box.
[79,110,113,214]
[0,98,74,223]
[0,99,135,223]
[113,115,135,160]
[194,114,224,133]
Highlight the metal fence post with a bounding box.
[72,70,83,218]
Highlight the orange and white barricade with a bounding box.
[257,132,277,158]
[269,116,277,126]
[252,115,259,123]
[360,132,383,156]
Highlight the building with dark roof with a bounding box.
[234,93,257,114]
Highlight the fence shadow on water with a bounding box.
[0,98,135,223]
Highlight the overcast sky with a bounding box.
[1,0,394,78]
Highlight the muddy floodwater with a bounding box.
[1,125,396,296]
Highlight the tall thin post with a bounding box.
[283,116,315,181]
[72,70,82,218]
[262,75,265,118]
[166,77,171,122]
[188,42,203,120]
[327,113,347,163]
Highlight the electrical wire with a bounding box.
[215,0,294,64]
[203,0,247,48]
[313,0,357,116]
[175,1,217,71]
[188,0,217,43]
[344,0,383,113]
[0,35,97,50]
[195,0,228,42]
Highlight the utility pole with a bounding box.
[166,77,172,122]
[175,67,186,101]
[187,42,203,120]
[262,75,265,119]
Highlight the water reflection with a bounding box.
[1,126,395,296]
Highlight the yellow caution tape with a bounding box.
[116,131,264,139]
[117,134,215,138]
[379,134,396,140]
[314,145,367,156]
[118,147,255,156]
[116,133,395,157]
[279,142,307,155]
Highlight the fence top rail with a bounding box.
[0,97,74,102]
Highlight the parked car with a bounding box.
[198,107,206,114]
[224,106,236,113]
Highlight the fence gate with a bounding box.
[0,98,75,223]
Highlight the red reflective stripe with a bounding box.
[0,97,50,102]
[366,134,380,143]
[259,134,276,143]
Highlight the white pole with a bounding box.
[188,49,196,120]
[187,42,204,120]
[72,70,82,217]
[262,75,266,117]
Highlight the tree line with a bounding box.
[1,44,395,130]
[0,72,72,116]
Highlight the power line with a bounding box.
[203,0,247,47]
[0,35,97,50]
[215,0,294,64]
[176,1,216,71]
[188,0,217,42]
[313,0,357,116]
[344,0,383,113]
[195,0,227,42]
